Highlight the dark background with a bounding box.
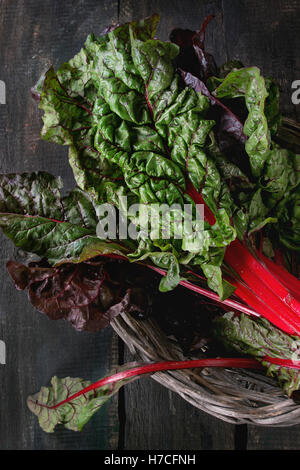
[0,0,299,450]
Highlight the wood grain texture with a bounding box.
[0,0,119,450]
[247,424,300,450]
[0,0,300,451]
[123,347,236,450]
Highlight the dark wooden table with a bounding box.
[0,0,299,450]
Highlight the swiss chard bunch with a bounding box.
[17,14,300,331]
[0,14,300,429]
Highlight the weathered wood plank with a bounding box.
[0,0,119,450]
[123,347,236,450]
[247,424,300,450]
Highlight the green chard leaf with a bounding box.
[277,187,300,252]
[208,67,299,245]
[213,312,300,397]
[0,172,129,264]
[264,77,282,135]
[34,38,123,199]
[245,145,300,240]
[27,363,140,433]
[213,67,271,178]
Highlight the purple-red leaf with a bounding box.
[170,15,217,82]
[6,258,152,332]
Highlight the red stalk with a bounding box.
[95,178,300,336]
[146,264,260,317]
[224,240,300,335]
[148,263,299,334]
[257,251,300,301]
[90,254,260,318]
[196,14,215,46]
[226,276,298,335]
[185,176,300,337]
[263,356,300,369]
[227,240,300,311]
[47,358,262,410]
[3,212,64,224]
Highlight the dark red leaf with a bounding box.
[170,15,217,82]
[6,258,154,332]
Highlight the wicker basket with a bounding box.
[112,118,300,427]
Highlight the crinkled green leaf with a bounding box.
[250,146,300,241]
[30,14,300,301]
[277,188,300,251]
[264,77,282,135]
[201,260,235,301]
[213,312,300,397]
[27,364,140,433]
[35,40,123,199]
[260,145,300,208]
[0,172,129,264]
[206,105,299,244]
[213,67,270,178]
[248,188,277,234]
[93,16,161,125]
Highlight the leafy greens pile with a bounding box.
[1,14,300,431]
